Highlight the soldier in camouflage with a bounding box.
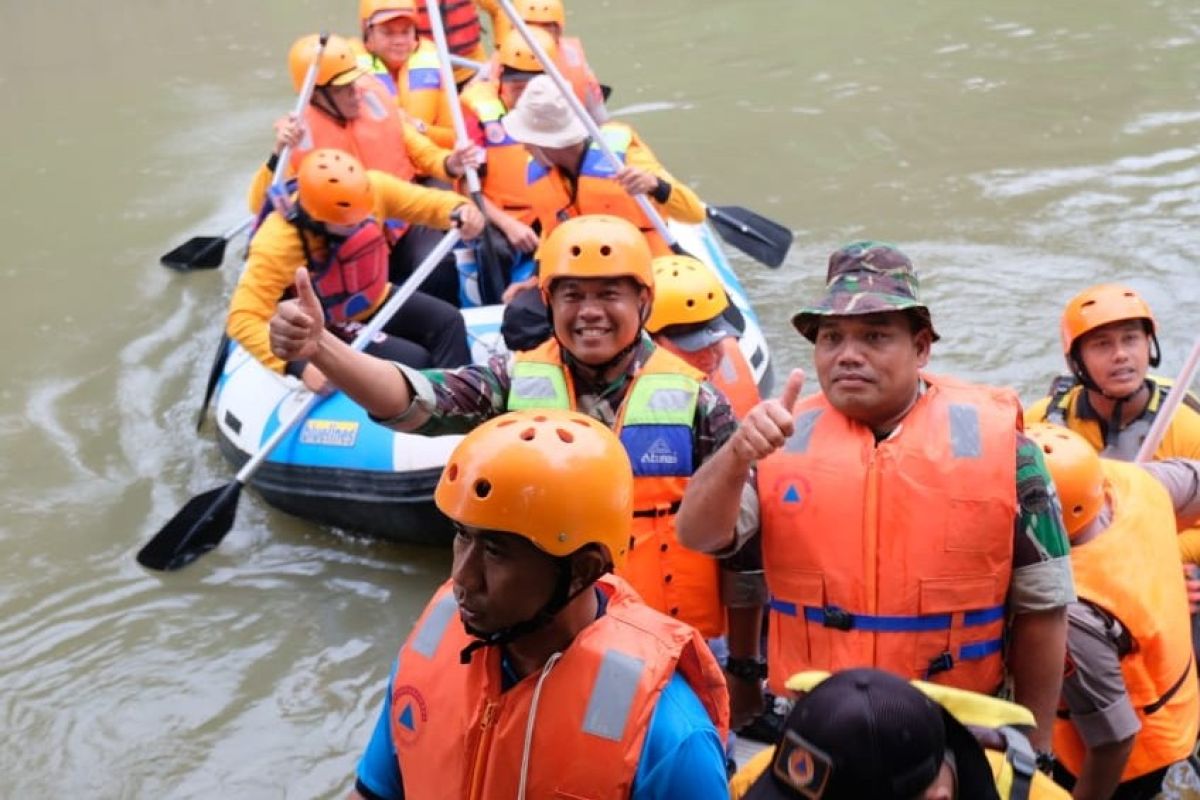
[674,241,1077,776]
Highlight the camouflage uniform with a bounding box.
[380,332,737,470]
[735,241,1074,614]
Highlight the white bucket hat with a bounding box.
[501,75,589,148]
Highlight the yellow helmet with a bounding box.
[645,256,729,333]
[1025,423,1106,537]
[498,27,558,73]
[537,215,654,302]
[517,0,566,30]
[434,410,633,569]
[358,0,417,33]
[287,33,367,92]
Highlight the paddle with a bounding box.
[138,229,464,572]
[192,35,331,430]
[424,0,506,304]
[495,0,792,268]
[161,216,254,271]
[1135,335,1200,463]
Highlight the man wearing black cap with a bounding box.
[732,668,1069,799]
[675,242,1075,762]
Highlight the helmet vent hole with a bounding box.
[600,245,612,256]
[686,299,695,307]
[571,418,591,428]
[533,415,548,422]
[497,419,517,427]
[446,463,458,481]
[706,292,714,300]
[1041,443,1054,454]
[519,427,537,441]
[1071,503,1084,516]
[473,479,492,499]
[1080,300,1096,309]
[556,427,574,443]
[570,245,582,257]
[330,177,341,184]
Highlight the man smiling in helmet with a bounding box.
[350,409,730,799]
[270,215,765,718]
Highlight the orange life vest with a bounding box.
[415,0,482,58]
[508,339,726,637]
[559,36,603,110]
[1053,461,1200,782]
[366,42,457,148]
[291,74,415,183]
[298,217,390,323]
[527,122,671,256]
[391,575,729,799]
[711,337,761,420]
[460,80,536,224]
[757,373,1019,696]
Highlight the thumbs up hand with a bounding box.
[269,267,325,361]
[729,368,805,464]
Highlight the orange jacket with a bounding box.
[391,575,729,799]
[757,374,1019,696]
[414,0,485,83]
[711,337,761,420]
[527,122,704,256]
[460,80,536,224]
[508,339,726,637]
[1054,460,1200,781]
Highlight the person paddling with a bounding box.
[350,409,730,799]
[227,148,484,392]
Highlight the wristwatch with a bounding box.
[449,205,466,227]
[1034,750,1056,776]
[724,657,766,684]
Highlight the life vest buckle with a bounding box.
[926,651,955,677]
[821,605,854,631]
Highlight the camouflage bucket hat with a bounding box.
[791,240,940,343]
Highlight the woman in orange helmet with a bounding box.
[227,148,484,393]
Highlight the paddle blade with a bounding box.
[160,236,227,271]
[136,482,242,571]
[196,334,232,432]
[707,206,793,268]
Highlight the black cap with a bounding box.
[743,669,999,800]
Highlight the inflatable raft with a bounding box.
[213,221,773,546]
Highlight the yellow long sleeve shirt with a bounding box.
[227,171,464,374]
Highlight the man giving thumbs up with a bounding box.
[675,242,1076,760]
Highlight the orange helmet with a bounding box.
[1025,423,1106,537]
[498,27,558,73]
[359,0,417,32]
[296,149,374,227]
[287,33,367,92]
[434,410,633,569]
[517,0,566,30]
[537,215,654,302]
[645,256,729,334]
[1061,284,1160,384]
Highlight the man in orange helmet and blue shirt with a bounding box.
[349,409,730,798]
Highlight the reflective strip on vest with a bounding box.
[581,649,645,742]
[508,363,570,410]
[368,56,399,96]
[407,48,442,91]
[949,403,982,458]
[527,159,551,184]
[411,592,458,659]
[784,409,823,454]
[579,125,633,179]
[620,373,699,479]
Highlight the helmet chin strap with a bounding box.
[548,301,649,389]
[458,558,597,665]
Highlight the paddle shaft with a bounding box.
[494,0,679,249]
[423,0,505,303]
[1135,336,1200,463]
[273,32,329,189]
[449,54,486,73]
[231,228,463,485]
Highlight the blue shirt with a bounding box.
[355,595,728,800]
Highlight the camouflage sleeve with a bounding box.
[693,379,738,468]
[1010,433,1077,613]
[407,354,512,436]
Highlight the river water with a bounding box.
[2,1,1197,795]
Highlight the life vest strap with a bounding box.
[1144,654,1194,716]
[768,599,1005,632]
[632,500,682,519]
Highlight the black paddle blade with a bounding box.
[136,482,242,571]
[160,236,227,271]
[707,206,793,268]
[196,334,232,432]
